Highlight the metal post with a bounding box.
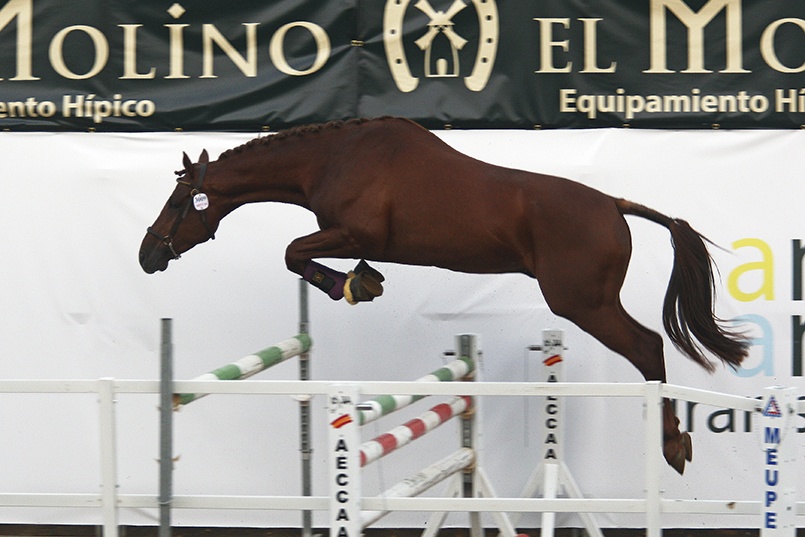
[159,319,174,537]
[298,280,313,537]
[459,335,483,537]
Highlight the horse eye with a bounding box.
[167,191,185,209]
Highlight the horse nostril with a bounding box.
[139,250,147,266]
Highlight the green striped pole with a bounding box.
[174,333,313,407]
[356,355,474,426]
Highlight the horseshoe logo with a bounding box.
[383,0,498,93]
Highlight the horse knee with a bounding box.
[284,248,307,276]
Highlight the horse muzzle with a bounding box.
[139,232,176,274]
[139,248,170,274]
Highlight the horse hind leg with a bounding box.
[619,310,694,474]
[558,300,693,474]
[285,229,384,303]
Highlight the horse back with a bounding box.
[313,119,624,274]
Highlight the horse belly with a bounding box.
[380,192,529,274]
[383,239,524,274]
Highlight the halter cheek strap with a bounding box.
[147,163,215,260]
[181,163,216,241]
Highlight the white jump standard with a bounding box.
[514,330,603,537]
[328,334,518,537]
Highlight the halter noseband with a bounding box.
[147,162,216,260]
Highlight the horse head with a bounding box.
[139,149,223,273]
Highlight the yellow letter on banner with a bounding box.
[728,238,774,301]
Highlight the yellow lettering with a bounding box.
[728,238,774,301]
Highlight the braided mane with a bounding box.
[218,117,385,161]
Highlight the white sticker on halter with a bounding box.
[193,192,209,211]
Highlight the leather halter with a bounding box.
[146,163,215,260]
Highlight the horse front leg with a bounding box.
[285,229,385,304]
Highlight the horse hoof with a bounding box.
[664,444,686,475]
[681,431,693,462]
[663,432,693,475]
[344,271,384,305]
[353,260,385,282]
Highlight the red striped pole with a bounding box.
[359,395,472,467]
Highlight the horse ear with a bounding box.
[199,149,209,164]
[182,152,192,171]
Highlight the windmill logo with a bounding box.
[383,0,499,93]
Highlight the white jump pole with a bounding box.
[360,447,476,527]
[98,377,119,537]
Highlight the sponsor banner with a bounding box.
[0,0,356,130]
[0,0,804,130]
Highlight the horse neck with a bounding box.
[209,141,325,211]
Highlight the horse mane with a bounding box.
[218,117,401,161]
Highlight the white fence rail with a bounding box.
[0,379,802,537]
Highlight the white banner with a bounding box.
[0,128,803,529]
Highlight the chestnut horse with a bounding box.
[139,117,747,474]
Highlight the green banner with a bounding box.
[0,0,803,130]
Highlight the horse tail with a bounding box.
[615,198,748,372]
